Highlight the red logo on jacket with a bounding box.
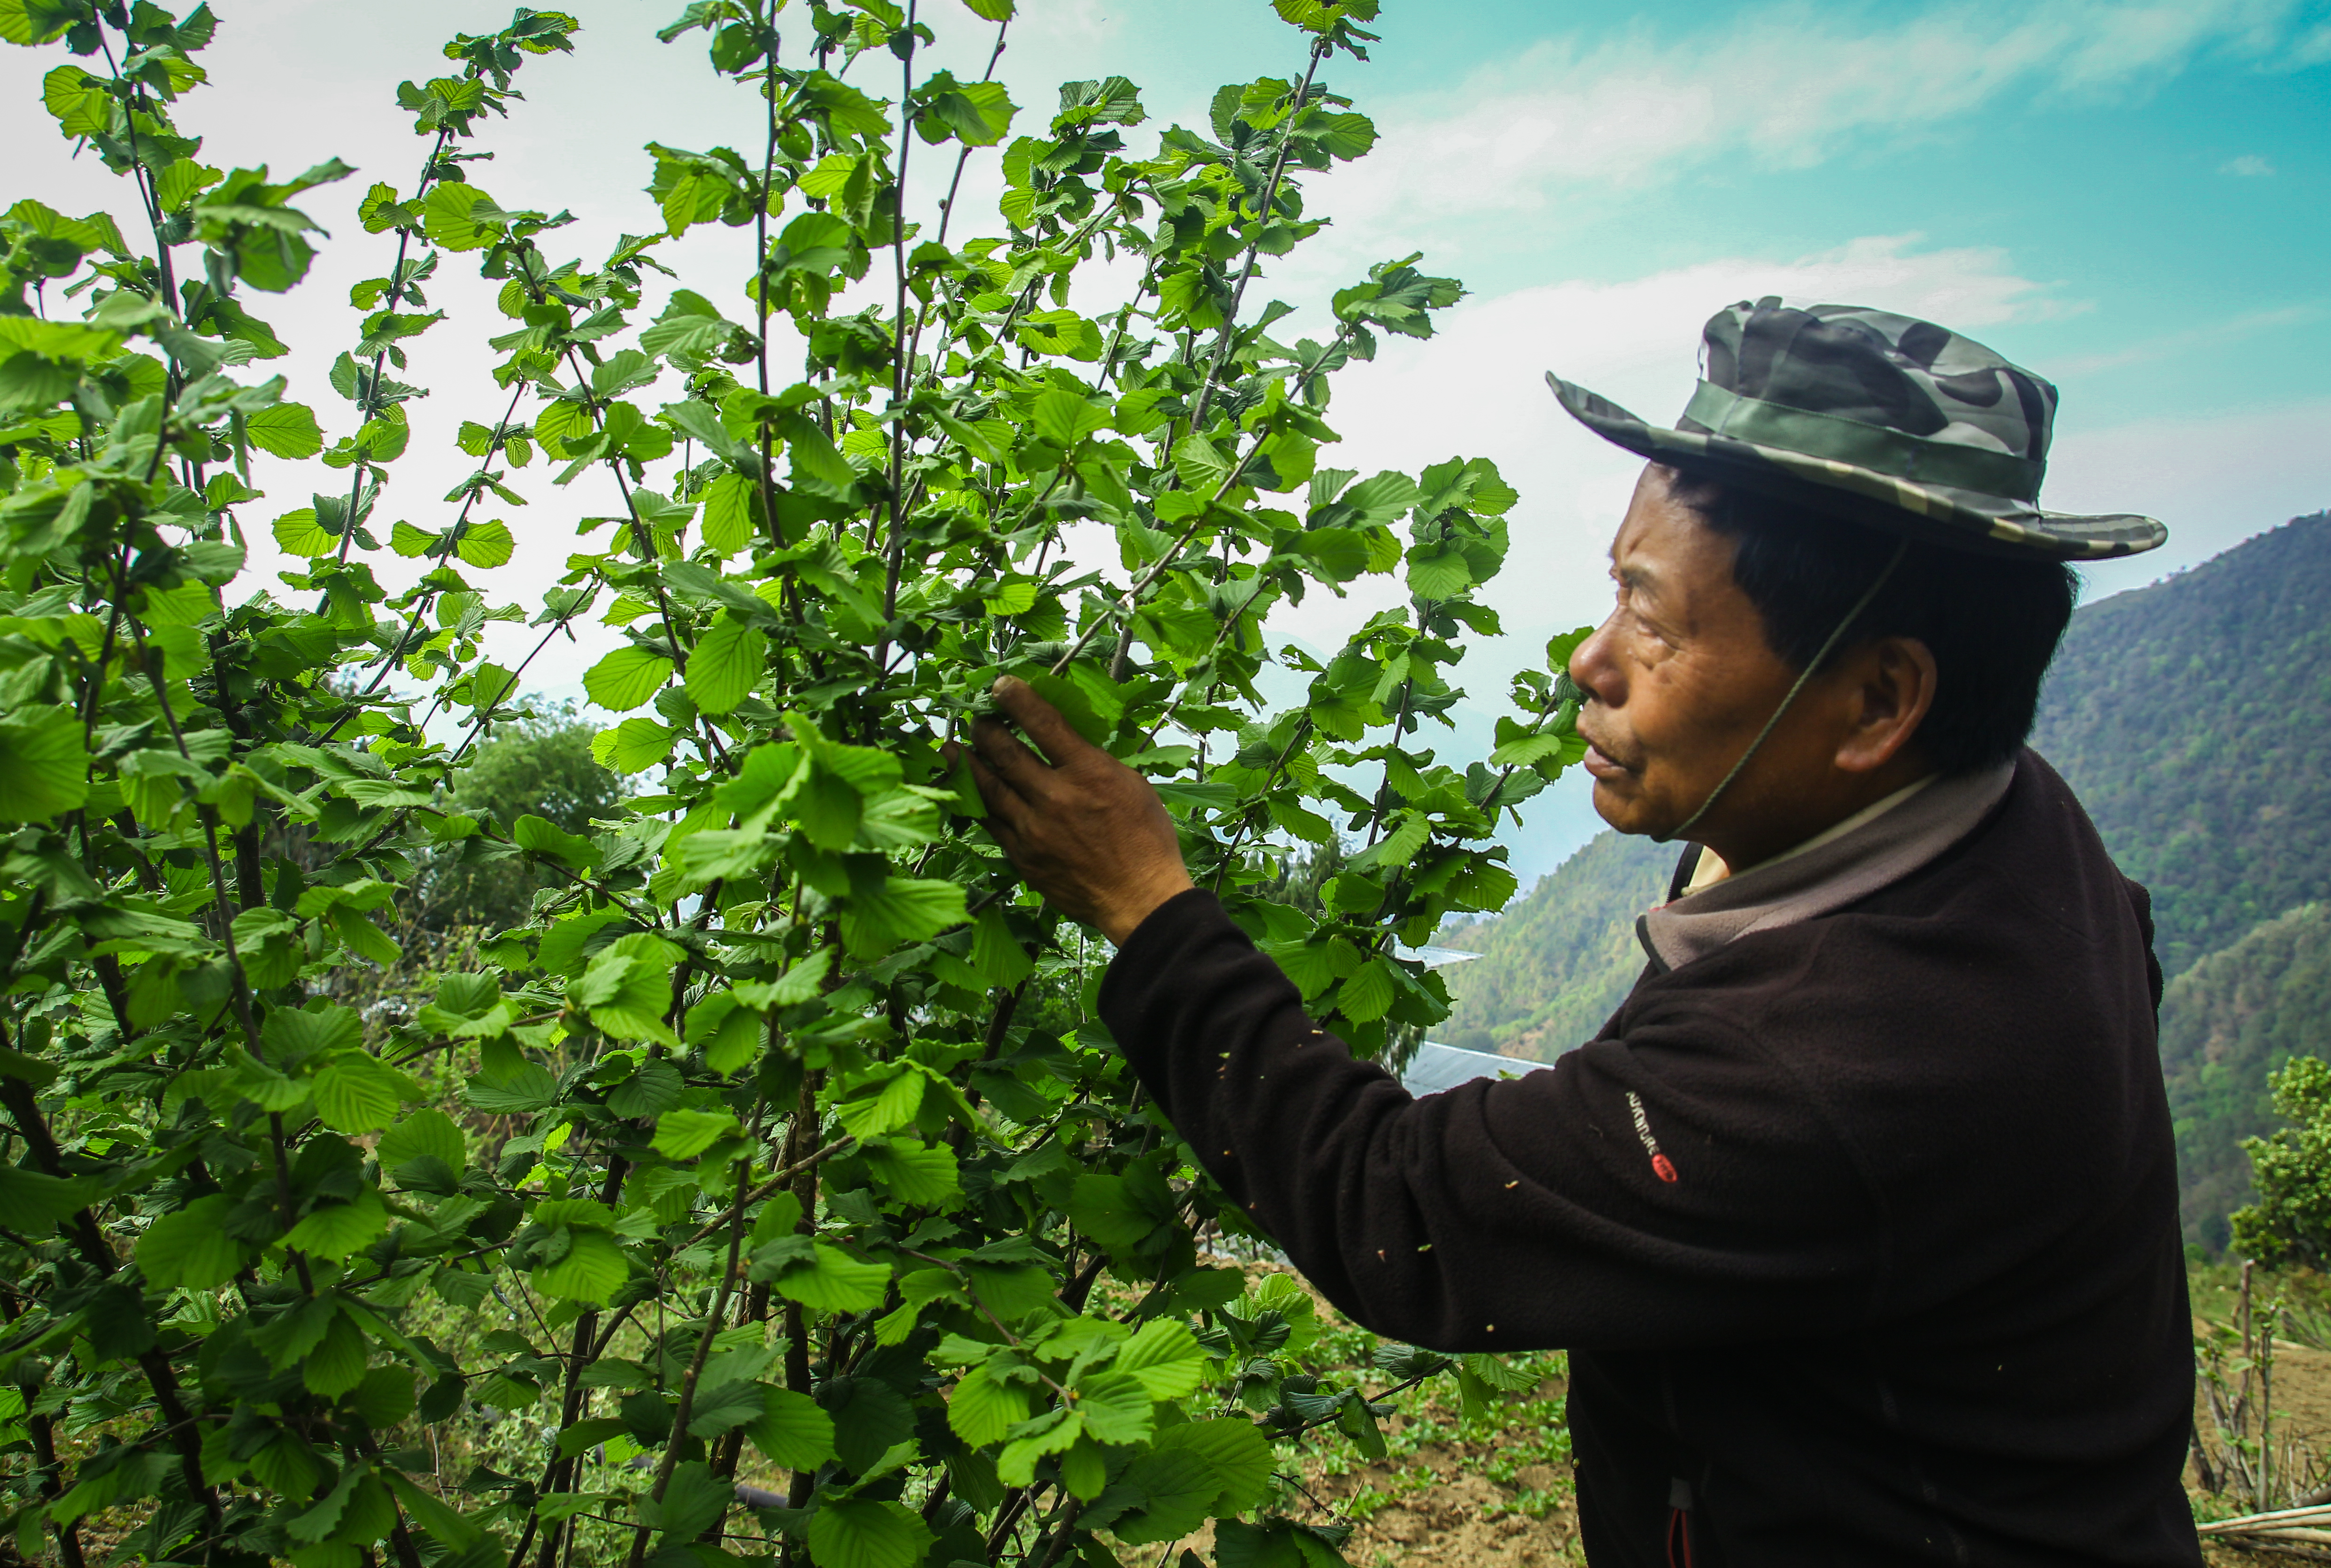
[1627,1091,1679,1184]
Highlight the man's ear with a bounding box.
[1835,636,1937,774]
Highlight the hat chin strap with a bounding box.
[1654,537,1911,847]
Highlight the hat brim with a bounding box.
[1546,372,2166,561]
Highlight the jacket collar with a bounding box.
[1636,758,2018,974]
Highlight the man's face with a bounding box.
[1570,466,1804,842]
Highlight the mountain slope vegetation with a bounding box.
[2161,902,2331,1250]
[2029,512,2331,976]
[1436,831,1673,1056]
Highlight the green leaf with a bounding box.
[1066,1174,1153,1248]
[378,1107,465,1176]
[748,1385,836,1470]
[839,876,968,958]
[702,472,764,553]
[861,1138,959,1207]
[535,1227,629,1303]
[555,1418,630,1459]
[272,507,334,557]
[514,813,600,870]
[772,1244,889,1313]
[1154,1419,1274,1515]
[136,1193,243,1290]
[0,0,83,46]
[0,705,88,821]
[1114,1319,1206,1399]
[423,183,506,252]
[687,1379,769,1437]
[592,716,679,775]
[945,1362,1031,1446]
[652,1107,740,1160]
[286,1189,389,1260]
[685,614,765,715]
[647,1460,730,1542]
[312,1053,408,1133]
[583,646,675,711]
[825,1376,916,1475]
[1335,959,1395,1025]
[1105,1447,1222,1545]
[244,402,323,459]
[808,1499,932,1568]
[455,519,515,568]
[383,1472,482,1549]
[1406,545,1471,600]
[1068,1368,1152,1444]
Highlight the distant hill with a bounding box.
[2028,512,2331,977]
[2161,903,2331,1251]
[1442,511,2331,1059]
[1436,831,1674,1057]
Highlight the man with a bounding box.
[955,301,2200,1566]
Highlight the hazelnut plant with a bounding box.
[0,0,1591,1566]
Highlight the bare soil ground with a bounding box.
[2197,1331,2331,1565]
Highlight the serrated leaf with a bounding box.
[652,1107,739,1160]
[749,1385,836,1469]
[534,1227,628,1303]
[136,1193,243,1290]
[945,1362,1031,1447]
[647,1460,730,1541]
[1154,1418,1274,1515]
[1114,1319,1205,1399]
[378,1107,464,1178]
[685,615,765,715]
[286,1189,389,1260]
[592,716,679,774]
[838,875,968,958]
[702,471,763,554]
[583,646,675,711]
[244,402,323,459]
[807,1498,932,1568]
[860,1138,959,1207]
[312,1053,408,1133]
[772,1245,889,1313]
[455,518,514,568]
[272,507,334,557]
[0,705,88,821]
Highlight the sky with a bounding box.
[4,0,2326,884]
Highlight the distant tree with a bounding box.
[2231,1055,2331,1265]
[413,707,624,930]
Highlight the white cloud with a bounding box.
[2048,398,2331,599]
[1319,0,2314,228]
[2222,153,2279,175]
[2046,304,2318,375]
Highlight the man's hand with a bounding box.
[944,676,1195,946]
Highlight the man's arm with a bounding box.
[954,679,1880,1351]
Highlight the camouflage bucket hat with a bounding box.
[1545,298,2167,560]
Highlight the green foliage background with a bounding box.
[0,1,1594,1566]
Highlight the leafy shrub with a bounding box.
[0,1,1588,1566]
[2233,1055,2331,1266]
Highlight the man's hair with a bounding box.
[1660,467,2078,776]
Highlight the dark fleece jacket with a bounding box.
[1098,751,2200,1567]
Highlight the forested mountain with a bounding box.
[1441,512,2331,1055]
[2029,513,2331,976]
[1436,831,1672,1056]
[2160,903,2331,1250]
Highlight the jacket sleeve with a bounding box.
[1098,889,1883,1353]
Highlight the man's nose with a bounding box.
[1568,610,1625,706]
